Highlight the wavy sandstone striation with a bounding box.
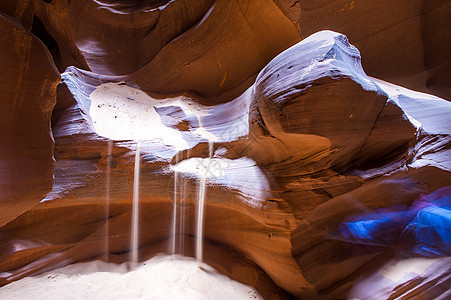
[0,12,60,227]
[32,0,301,101]
[0,1,450,299]
[275,0,451,100]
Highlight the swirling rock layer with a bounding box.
[0,13,60,227]
[0,1,450,299]
[275,0,451,100]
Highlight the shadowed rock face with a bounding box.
[32,0,301,102]
[0,13,60,227]
[0,1,451,299]
[0,1,35,30]
[275,0,451,101]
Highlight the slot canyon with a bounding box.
[0,0,450,299]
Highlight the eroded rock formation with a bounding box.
[33,0,301,101]
[0,1,450,299]
[275,0,451,100]
[0,12,60,227]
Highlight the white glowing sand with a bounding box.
[89,82,217,149]
[0,255,261,300]
[172,157,271,209]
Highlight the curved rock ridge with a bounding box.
[0,0,35,30]
[0,12,60,227]
[0,64,298,298]
[274,0,451,100]
[31,0,301,102]
[0,1,451,296]
[349,256,451,300]
[61,0,214,75]
[248,31,450,297]
[253,31,392,172]
[29,0,213,74]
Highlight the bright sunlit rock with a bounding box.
[89,82,218,149]
[172,157,271,209]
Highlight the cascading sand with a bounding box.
[105,140,113,260]
[130,141,141,267]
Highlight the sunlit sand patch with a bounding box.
[89,82,218,149]
[0,254,262,300]
[172,157,271,209]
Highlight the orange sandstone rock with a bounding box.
[0,13,60,227]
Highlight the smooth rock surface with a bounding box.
[32,0,301,102]
[348,257,451,300]
[0,1,450,298]
[0,13,60,227]
[275,0,451,100]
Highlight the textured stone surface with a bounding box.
[349,257,451,299]
[0,0,34,30]
[33,0,301,102]
[0,1,450,299]
[0,13,60,227]
[274,0,451,100]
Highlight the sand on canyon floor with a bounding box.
[0,254,261,300]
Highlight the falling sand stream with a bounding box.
[131,141,141,267]
[196,141,214,262]
[0,81,266,299]
[88,82,220,264]
[105,140,113,260]
[171,153,179,255]
[170,142,214,261]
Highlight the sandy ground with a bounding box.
[348,257,449,300]
[0,255,261,300]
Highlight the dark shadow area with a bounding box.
[31,15,62,71]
